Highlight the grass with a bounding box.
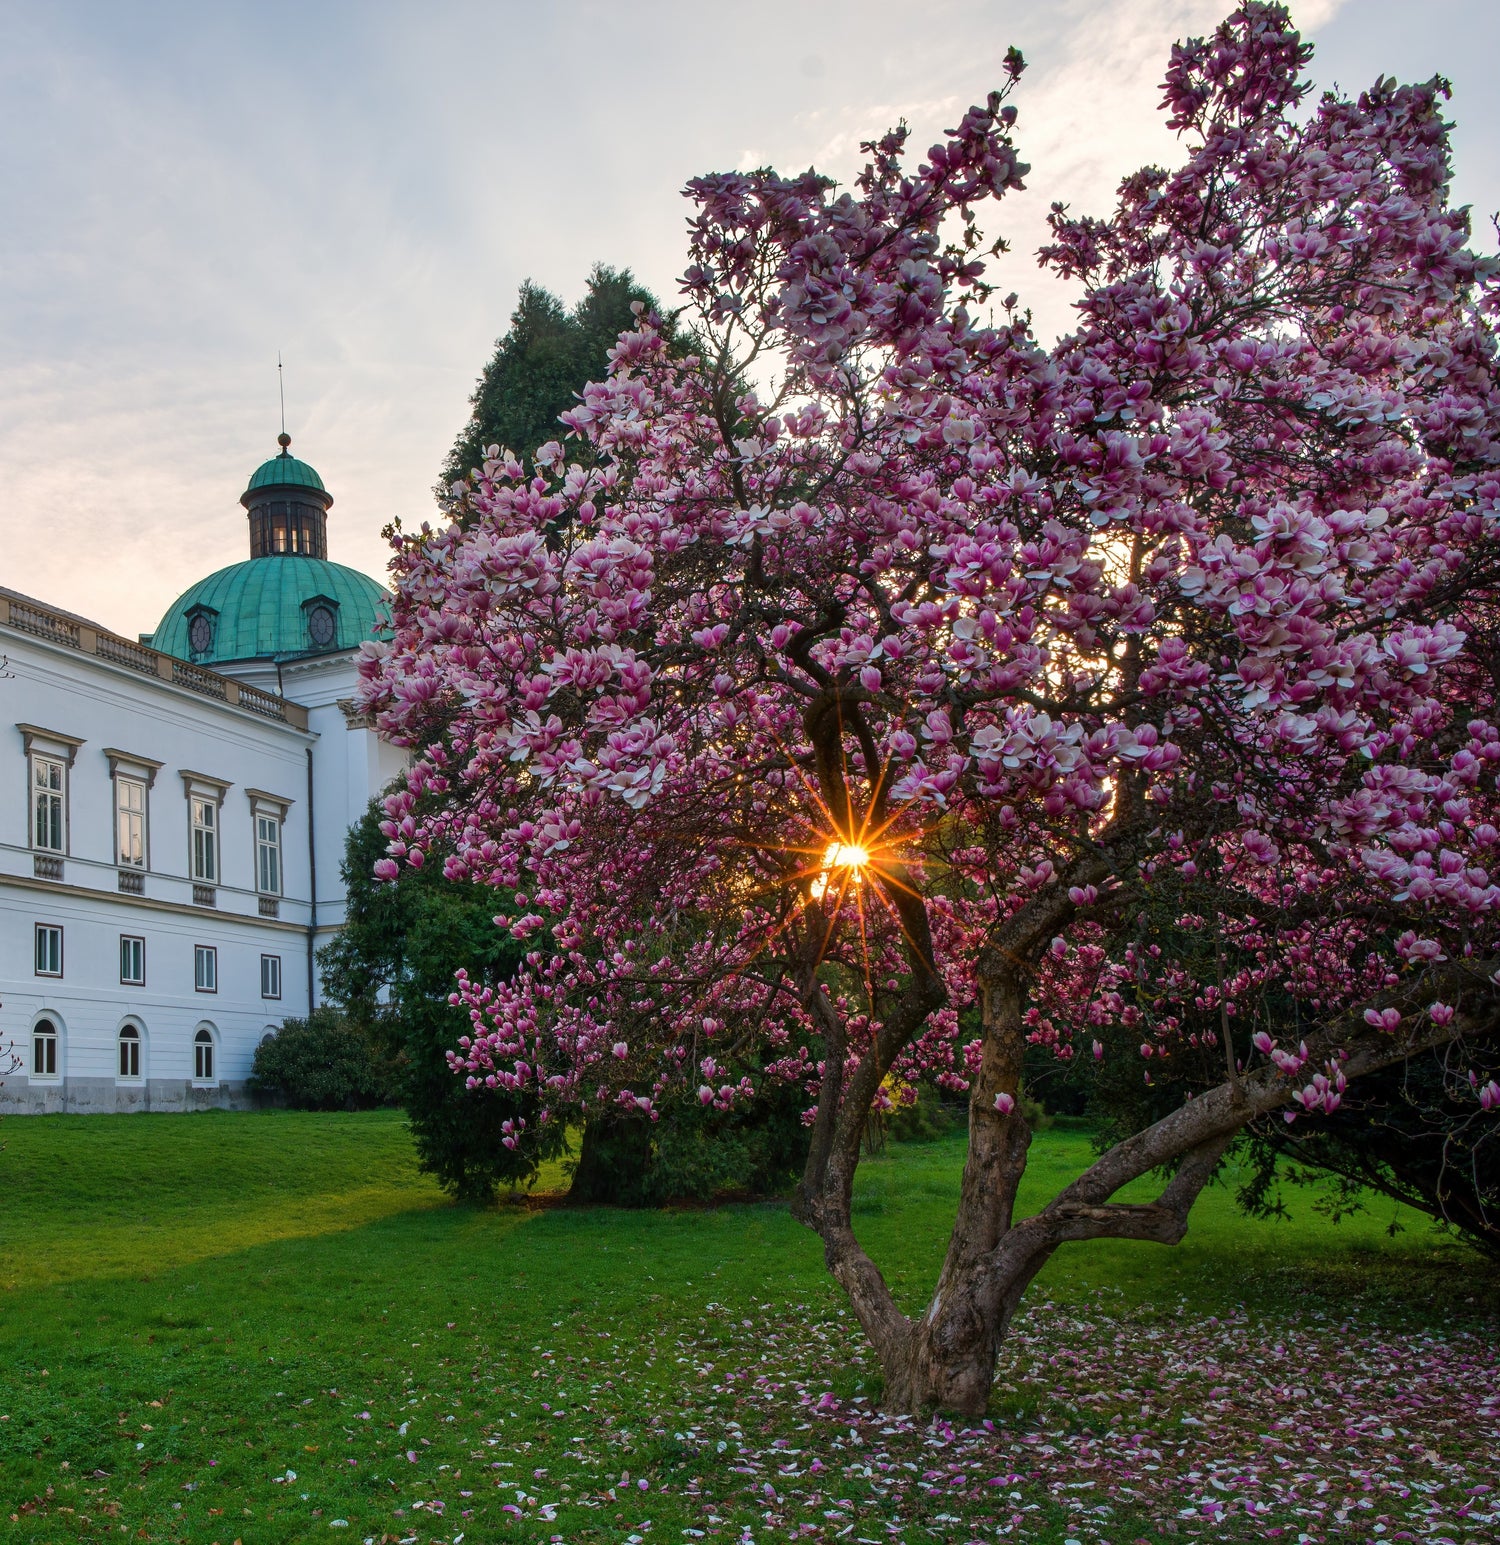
[1,1109,1496,1544]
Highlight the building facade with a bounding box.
[0,436,406,1113]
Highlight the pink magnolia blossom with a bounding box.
[362,4,1500,1415]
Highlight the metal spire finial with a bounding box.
[277,353,290,450]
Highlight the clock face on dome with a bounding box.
[188,613,214,655]
[307,604,336,648]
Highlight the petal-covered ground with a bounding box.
[1,1112,1495,1543]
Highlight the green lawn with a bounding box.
[1,1111,1496,1544]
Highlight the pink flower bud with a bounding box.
[993,1092,1016,1115]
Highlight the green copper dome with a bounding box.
[150,556,388,665]
[244,449,328,498]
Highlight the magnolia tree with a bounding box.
[363,4,1500,1414]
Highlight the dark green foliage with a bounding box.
[569,1086,811,1207]
[439,264,664,492]
[1033,901,1500,1259]
[319,798,562,1202]
[326,797,807,1208]
[248,1008,395,1111]
[885,1086,958,1144]
[1238,1044,1500,1260]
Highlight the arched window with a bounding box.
[118,1023,142,1079]
[32,1018,59,1079]
[194,1027,215,1082]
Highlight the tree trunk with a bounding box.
[880,1282,1012,1416]
[800,960,1500,1418]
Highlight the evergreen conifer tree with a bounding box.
[439,265,661,495]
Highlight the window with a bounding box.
[32,1019,58,1079]
[194,944,217,993]
[118,1024,141,1079]
[194,1028,215,1081]
[34,924,62,977]
[261,953,282,1000]
[191,797,217,883]
[117,776,147,867]
[120,934,145,985]
[185,605,218,658]
[307,603,336,648]
[32,756,65,852]
[256,813,282,895]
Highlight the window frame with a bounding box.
[260,952,282,1000]
[191,796,218,883]
[31,754,67,853]
[120,933,146,986]
[255,812,282,895]
[184,604,219,661]
[34,923,63,978]
[193,1026,217,1083]
[194,944,218,994]
[104,751,161,870]
[18,726,83,856]
[246,790,294,898]
[181,772,231,886]
[31,1017,60,1081]
[118,1022,143,1081]
[116,774,148,868]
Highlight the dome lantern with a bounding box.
[148,432,388,666]
[241,433,333,559]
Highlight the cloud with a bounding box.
[7,0,1485,644]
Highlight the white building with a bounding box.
[1,435,406,1112]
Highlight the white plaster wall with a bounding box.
[0,885,301,1112]
[279,654,409,956]
[1,645,313,909]
[0,626,315,1111]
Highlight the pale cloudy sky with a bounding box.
[2,0,1496,638]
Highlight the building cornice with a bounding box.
[17,722,86,766]
[245,786,296,813]
[0,589,312,734]
[0,869,310,932]
[180,769,234,800]
[104,747,166,787]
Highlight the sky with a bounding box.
[2,0,1497,639]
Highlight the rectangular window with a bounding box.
[194,944,217,993]
[260,953,282,1000]
[32,757,65,852]
[117,776,147,867]
[120,934,145,985]
[191,797,217,883]
[256,813,282,895]
[34,924,62,977]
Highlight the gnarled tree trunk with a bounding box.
[795,958,1500,1417]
